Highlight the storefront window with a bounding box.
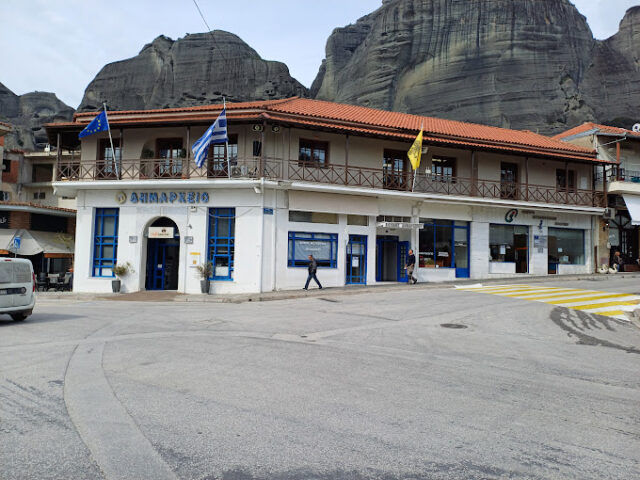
[489,224,528,263]
[347,215,369,226]
[548,228,584,264]
[208,208,235,280]
[288,232,338,267]
[289,211,338,224]
[92,208,119,277]
[418,219,468,269]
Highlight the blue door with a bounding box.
[346,235,367,284]
[398,241,409,282]
[454,225,470,278]
[146,239,180,290]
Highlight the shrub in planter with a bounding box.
[196,262,213,294]
[112,262,134,293]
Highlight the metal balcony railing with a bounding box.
[55,156,605,207]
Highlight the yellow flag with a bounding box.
[407,130,423,170]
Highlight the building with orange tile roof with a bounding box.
[0,122,76,276]
[46,98,609,294]
[555,122,640,269]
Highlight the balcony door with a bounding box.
[98,138,120,179]
[156,138,184,178]
[383,150,408,190]
[208,134,238,178]
[500,162,519,199]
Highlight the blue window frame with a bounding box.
[208,208,235,280]
[288,231,338,268]
[92,208,119,277]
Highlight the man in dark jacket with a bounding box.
[304,255,323,290]
[406,249,417,284]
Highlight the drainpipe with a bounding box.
[271,183,278,291]
[258,177,266,293]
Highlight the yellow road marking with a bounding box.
[571,300,640,311]
[590,310,626,316]
[504,289,585,298]
[546,293,637,305]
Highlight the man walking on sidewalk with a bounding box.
[304,255,323,290]
[406,249,417,284]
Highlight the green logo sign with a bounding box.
[505,209,518,223]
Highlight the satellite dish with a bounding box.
[633,123,640,132]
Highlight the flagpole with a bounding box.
[224,97,231,179]
[103,102,118,179]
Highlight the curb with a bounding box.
[35,272,640,304]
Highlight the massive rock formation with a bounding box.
[0,82,74,150]
[78,30,308,112]
[312,0,640,134]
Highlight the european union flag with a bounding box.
[78,110,110,139]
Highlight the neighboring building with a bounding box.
[46,98,608,294]
[0,124,76,274]
[554,123,640,269]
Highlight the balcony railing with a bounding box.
[55,156,604,207]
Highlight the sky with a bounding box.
[2,0,638,109]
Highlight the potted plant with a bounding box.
[196,262,213,294]
[424,258,436,268]
[112,261,134,293]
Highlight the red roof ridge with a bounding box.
[0,201,76,213]
[554,122,640,140]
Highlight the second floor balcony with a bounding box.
[55,155,605,208]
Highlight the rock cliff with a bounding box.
[312,0,640,134]
[78,31,308,112]
[0,82,74,150]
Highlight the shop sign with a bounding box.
[505,209,518,223]
[149,227,174,239]
[117,191,210,204]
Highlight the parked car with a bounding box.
[0,258,36,321]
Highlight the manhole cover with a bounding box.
[440,323,468,329]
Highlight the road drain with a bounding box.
[440,323,468,329]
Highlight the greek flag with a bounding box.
[192,109,228,168]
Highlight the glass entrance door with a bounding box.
[398,241,409,282]
[454,226,470,278]
[346,235,367,285]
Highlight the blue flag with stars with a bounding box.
[78,110,109,138]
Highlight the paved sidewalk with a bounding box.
[37,272,640,304]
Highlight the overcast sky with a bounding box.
[2,0,638,109]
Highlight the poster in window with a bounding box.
[0,211,8,229]
[295,240,331,261]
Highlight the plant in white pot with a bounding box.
[112,262,134,293]
[196,262,213,294]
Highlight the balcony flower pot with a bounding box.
[196,262,213,295]
[112,262,134,294]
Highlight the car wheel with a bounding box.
[11,313,28,322]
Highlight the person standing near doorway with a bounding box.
[304,255,323,290]
[612,251,625,272]
[406,249,417,284]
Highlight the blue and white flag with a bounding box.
[78,110,110,139]
[192,109,228,168]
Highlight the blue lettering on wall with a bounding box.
[122,191,210,204]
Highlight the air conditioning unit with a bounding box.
[603,207,615,220]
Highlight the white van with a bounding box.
[0,258,36,321]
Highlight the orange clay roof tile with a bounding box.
[51,97,599,161]
[554,122,640,140]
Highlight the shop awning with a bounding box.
[0,229,74,256]
[622,195,640,226]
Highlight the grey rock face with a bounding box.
[312,0,640,134]
[78,31,308,112]
[0,82,74,150]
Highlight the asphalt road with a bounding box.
[1,277,640,480]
